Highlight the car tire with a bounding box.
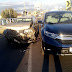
[41,40,48,55]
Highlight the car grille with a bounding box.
[60,40,72,44]
[57,39,72,44]
[57,35,72,45]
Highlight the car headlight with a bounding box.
[24,29,33,33]
[56,34,64,40]
[44,30,58,39]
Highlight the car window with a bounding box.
[46,16,59,23]
[45,12,72,24]
[60,18,68,22]
[22,18,32,22]
[17,18,32,22]
[17,19,22,22]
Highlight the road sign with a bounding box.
[66,0,71,10]
[71,0,72,6]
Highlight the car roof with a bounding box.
[45,11,72,14]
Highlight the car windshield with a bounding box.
[45,12,72,24]
[17,18,32,22]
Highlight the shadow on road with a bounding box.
[0,37,30,72]
[42,54,49,72]
[42,54,62,72]
[53,55,62,72]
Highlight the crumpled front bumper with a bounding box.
[11,31,36,43]
[4,29,36,43]
[13,33,36,43]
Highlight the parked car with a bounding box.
[0,19,7,34]
[3,16,39,43]
[38,11,72,55]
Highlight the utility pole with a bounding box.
[9,10,11,18]
[24,1,26,15]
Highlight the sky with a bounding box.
[0,0,67,13]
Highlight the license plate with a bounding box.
[69,47,72,52]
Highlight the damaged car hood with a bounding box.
[6,22,31,30]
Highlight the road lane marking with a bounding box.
[28,43,32,72]
[49,54,56,72]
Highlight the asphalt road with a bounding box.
[0,35,72,72]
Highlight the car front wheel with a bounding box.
[41,40,49,55]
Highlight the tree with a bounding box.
[1,8,17,18]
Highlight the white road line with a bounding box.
[28,43,32,72]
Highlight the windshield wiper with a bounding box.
[48,22,54,24]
